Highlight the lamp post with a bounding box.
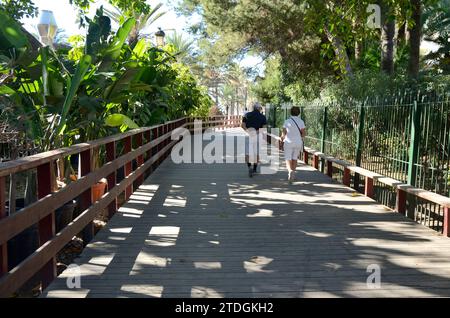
[155,27,166,47]
[37,10,58,48]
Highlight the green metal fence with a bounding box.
[266,91,450,232]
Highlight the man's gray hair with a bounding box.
[253,102,263,110]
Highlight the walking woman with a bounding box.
[281,106,306,183]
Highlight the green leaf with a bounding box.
[56,54,92,136]
[0,85,20,104]
[105,114,139,130]
[0,11,30,55]
[132,39,149,59]
[103,17,136,60]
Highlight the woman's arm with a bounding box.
[300,128,306,138]
[281,128,287,141]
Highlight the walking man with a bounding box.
[241,102,267,177]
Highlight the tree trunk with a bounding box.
[355,40,363,62]
[353,18,363,62]
[397,21,406,46]
[407,0,422,78]
[324,26,353,77]
[381,14,396,74]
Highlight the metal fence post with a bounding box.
[406,100,422,219]
[320,106,328,172]
[354,105,365,191]
[408,100,421,186]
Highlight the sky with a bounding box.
[21,0,264,72]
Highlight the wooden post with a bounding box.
[365,177,374,198]
[145,130,151,162]
[106,142,117,219]
[37,162,56,289]
[327,161,333,178]
[304,150,309,165]
[0,177,7,275]
[396,189,406,215]
[313,155,319,169]
[343,167,351,187]
[164,124,169,158]
[79,150,94,246]
[152,127,158,171]
[136,133,144,186]
[159,126,164,162]
[444,207,450,237]
[124,136,132,200]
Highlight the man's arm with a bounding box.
[241,115,248,131]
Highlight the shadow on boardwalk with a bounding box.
[43,130,450,298]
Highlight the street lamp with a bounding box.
[155,27,166,47]
[37,10,58,48]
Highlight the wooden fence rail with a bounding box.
[264,131,450,238]
[0,115,241,297]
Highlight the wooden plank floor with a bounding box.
[43,129,450,298]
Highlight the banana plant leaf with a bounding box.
[105,113,139,131]
[100,17,136,71]
[132,39,149,59]
[53,54,92,137]
[0,11,30,62]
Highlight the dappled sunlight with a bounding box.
[246,209,274,218]
[194,262,222,270]
[131,252,170,269]
[117,206,144,216]
[299,230,333,238]
[46,289,90,298]
[110,227,133,234]
[191,286,224,298]
[43,133,450,298]
[145,238,177,247]
[120,284,164,298]
[106,236,128,241]
[244,256,275,273]
[88,255,115,266]
[149,226,180,237]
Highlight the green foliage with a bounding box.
[251,56,282,105]
[0,0,37,20]
[1,9,211,153]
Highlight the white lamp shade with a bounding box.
[37,10,58,46]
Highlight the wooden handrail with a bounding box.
[0,120,188,177]
[0,116,242,297]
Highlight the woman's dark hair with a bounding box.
[291,106,300,116]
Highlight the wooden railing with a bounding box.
[265,132,450,238]
[0,115,241,297]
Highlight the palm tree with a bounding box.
[423,0,450,73]
[166,31,195,63]
[103,3,166,48]
[407,0,422,78]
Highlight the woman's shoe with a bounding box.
[288,171,294,184]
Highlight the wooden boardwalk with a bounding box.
[43,129,450,298]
